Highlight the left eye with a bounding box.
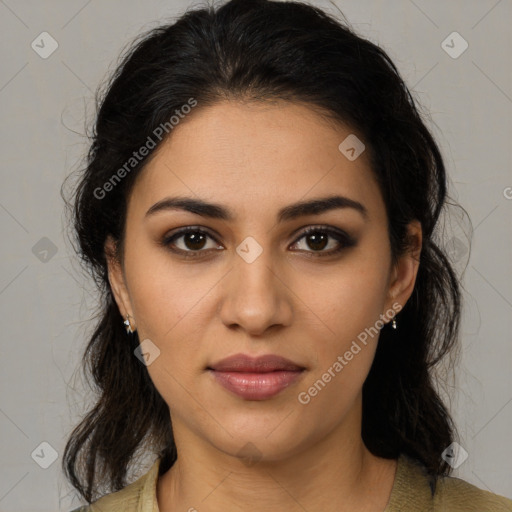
[161,226,356,258]
[291,227,351,254]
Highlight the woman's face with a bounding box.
[107,100,421,463]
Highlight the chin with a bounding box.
[201,418,314,464]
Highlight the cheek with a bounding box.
[299,261,389,346]
[295,280,384,421]
[293,253,390,393]
[124,251,223,399]
[124,237,212,339]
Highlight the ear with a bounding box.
[104,235,136,329]
[384,219,422,318]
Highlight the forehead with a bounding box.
[129,100,383,221]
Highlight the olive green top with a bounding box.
[71,454,512,511]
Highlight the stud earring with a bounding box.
[124,315,135,334]
[391,317,397,330]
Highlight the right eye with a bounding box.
[161,227,224,258]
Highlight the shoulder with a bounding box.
[68,457,162,512]
[434,474,512,511]
[386,454,512,511]
[67,482,141,512]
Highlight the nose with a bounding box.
[218,248,293,336]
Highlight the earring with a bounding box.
[124,315,135,334]
[391,317,397,330]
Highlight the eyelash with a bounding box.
[160,226,357,259]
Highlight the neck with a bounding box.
[157,400,397,512]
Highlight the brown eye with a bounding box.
[161,227,222,258]
[290,227,356,257]
[180,232,208,251]
[303,232,329,251]
[161,225,356,260]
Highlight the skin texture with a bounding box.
[106,100,422,512]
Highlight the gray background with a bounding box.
[0,0,511,510]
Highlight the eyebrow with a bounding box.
[145,195,369,223]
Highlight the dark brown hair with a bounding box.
[62,0,470,503]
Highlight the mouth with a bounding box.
[207,353,306,400]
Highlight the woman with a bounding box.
[62,0,512,510]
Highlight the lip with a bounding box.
[208,353,305,372]
[207,353,306,400]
